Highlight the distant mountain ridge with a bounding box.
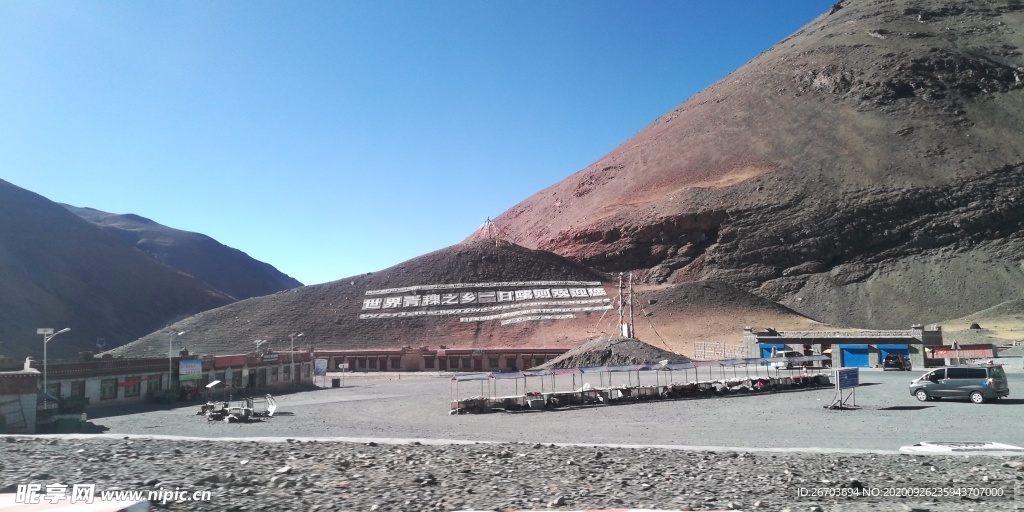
[0,179,299,360]
[64,205,302,301]
[0,179,237,359]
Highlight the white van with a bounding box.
[770,350,803,369]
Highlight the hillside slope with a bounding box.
[110,241,819,358]
[478,0,1024,329]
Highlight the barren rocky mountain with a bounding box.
[109,240,612,357]
[64,205,302,300]
[109,240,818,359]
[477,0,1024,331]
[0,179,234,360]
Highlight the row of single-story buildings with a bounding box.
[313,346,568,373]
[744,324,997,369]
[0,345,569,433]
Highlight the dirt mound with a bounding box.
[477,0,1024,329]
[536,336,688,369]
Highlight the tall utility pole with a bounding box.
[38,327,70,403]
[168,330,186,390]
[290,333,304,384]
[617,273,635,339]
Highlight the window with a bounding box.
[506,357,517,369]
[232,370,243,387]
[488,357,499,368]
[992,366,1006,379]
[369,358,377,369]
[100,379,118,400]
[390,358,401,370]
[947,368,969,379]
[461,358,471,369]
[70,381,85,398]
[449,358,458,369]
[303,364,310,377]
[270,367,279,383]
[147,375,161,393]
[358,359,367,369]
[124,376,141,397]
[423,357,435,369]
[45,382,61,397]
[967,368,988,379]
[283,364,291,381]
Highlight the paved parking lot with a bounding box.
[88,369,1024,452]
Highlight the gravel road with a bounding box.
[3,370,1024,511]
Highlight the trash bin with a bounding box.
[331,378,341,388]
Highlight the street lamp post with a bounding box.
[168,330,186,391]
[38,327,70,403]
[290,333,304,384]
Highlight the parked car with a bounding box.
[770,350,804,369]
[909,364,1009,404]
[882,353,912,371]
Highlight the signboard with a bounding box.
[836,368,859,390]
[358,280,612,325]
[314,359,328,377]
[179,360,203,381]
[214,355,247,368]
[262,354,279,363]
[339,363,349,370]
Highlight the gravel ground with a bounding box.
[2,436,1023,511]
[4,370,1024,511]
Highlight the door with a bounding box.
[840,345,870,367]
[927,368,949,397]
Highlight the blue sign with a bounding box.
[837,368,859,390]
[314,359,328,377]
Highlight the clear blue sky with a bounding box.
[1,1,831,286]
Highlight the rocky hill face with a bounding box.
[109,240,612,357]
[0,180,235,360]
[109,240,817,358]
[64,205,302,300]
[479,0,1024,329]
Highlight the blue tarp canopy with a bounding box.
[521,370,552,377]
[452,373,490,382]
[490,371,525,380]
[719,358,749,366]
[663,362,696,370]
[604,365,644,373]
[691,360,723,367]
[550,368,581,376]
